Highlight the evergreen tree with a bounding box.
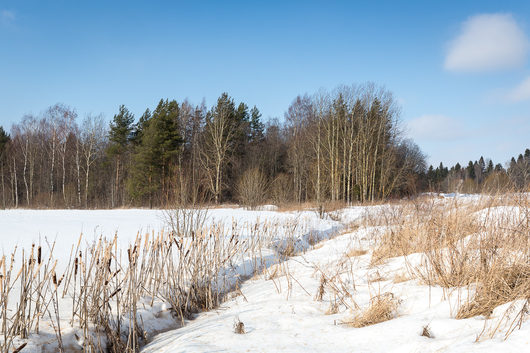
[128,99,183,206]
[486,159,494,175]
[249,106,265,143]
[494,163,504,172]
[0,126,9,154]
[478,156,485,174]
[107,105,135,206]
[131,108,151,146]
[108,105,135,151]
[426,165,435,188]
[233,102,250,155]
[467,161,476,179]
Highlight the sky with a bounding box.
[1,0,529,167]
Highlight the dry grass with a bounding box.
[367,271,387,283]
[345,248,367,257]
[393,273,410,284]
[421,324,434,338]
[276,202,318,213]
[456,264,530,319]
[346,293,400,328]
[370,199,480,266]
[233,318,245,334]
[0,210,303,352]
[369,192,530,339]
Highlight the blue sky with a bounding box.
[1,0,529,167]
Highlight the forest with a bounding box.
[0,83,527,209]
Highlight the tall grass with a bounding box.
[0,212,304,352]
[371,193,530,338]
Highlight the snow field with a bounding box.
[0,207,341,352]
[1,194,529,352]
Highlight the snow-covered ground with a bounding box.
[0,207,342,352]
[144,226,530,353]
[1,199,528,352]
[0,208,334,255]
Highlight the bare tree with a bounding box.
[80,114,106,208]
[237,167,268,209]
[199,96,236,203]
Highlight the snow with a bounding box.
[0,207,341,352]
[1,201,528,352]
[144,225,529,353]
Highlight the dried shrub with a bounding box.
[237,167,268,209]
[421,324,434,338]
[346,293,400,328]
[233,318,245,334]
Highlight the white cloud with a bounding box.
[1,10,15,26]
[445,13,529,72]
[507,76,530,101]
[407,115,465,140]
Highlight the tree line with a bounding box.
[0,83,428,209]
[424,149,530,193]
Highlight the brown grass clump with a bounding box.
[410,194,530,339]
[346,248,367,257]
[421,324,434,338]
[367,193,529,339]
[346,293,400,328]
[456,263,530,319]
[393,273,410,284]
[233,318,245,334]
[276,202,317,213]
[371,199,479,265]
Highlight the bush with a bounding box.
[236,167,268,209]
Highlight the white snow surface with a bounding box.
[144,227,530,353]
[1,203,529,352]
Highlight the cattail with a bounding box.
[37,246,41,265]
[109,288,121,299]
[57,274,64,286]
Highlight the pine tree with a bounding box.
[478,156,485,174]
[467,161,475,180]
[109,105,135,151]
[486,159,494,175]
[128,99,183,206]
[107,105,134,207]
[494,163,504,172]
[249,106,265,143]
[0,127,9,154]
[131,108,151,146]
[107,105,135,206]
